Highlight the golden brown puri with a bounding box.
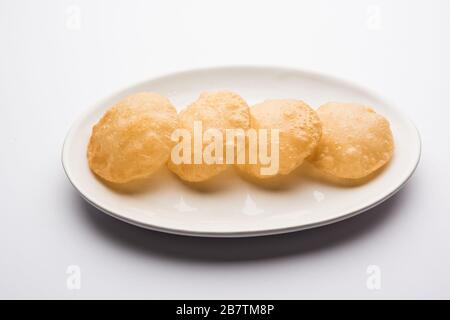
[308,102,394,179]
[238,99,322,179]
[168,91,250,182]
[87,92,178,183]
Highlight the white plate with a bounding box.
[62,66,421,237]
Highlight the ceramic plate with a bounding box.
[62,66,421,237]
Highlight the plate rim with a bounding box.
[61,65,422,237]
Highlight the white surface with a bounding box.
[0,0,449,299]
[62,66,420,237]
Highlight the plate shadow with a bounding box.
[76,183,410,263]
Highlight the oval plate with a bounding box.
[62,66,421,237]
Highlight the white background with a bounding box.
[1,0,449,299]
